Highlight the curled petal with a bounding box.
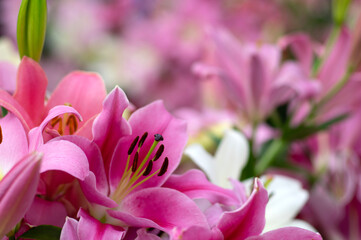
[245,227,323,240]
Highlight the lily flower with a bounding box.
[0,57,106,135]
[59,87,211,235]
[0,108,89,228]
[185,129,315,232]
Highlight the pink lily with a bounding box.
[60,87,211,234]
[0,153,41,238]
[0,108,89,228]
[0,57,106,135]
[195,28,318,124]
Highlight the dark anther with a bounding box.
[158,157,169,176]
[0,125,2,144]
[128,136,139,155]
[66,115,78,134]
[143,160,153,176]
[154,134,164,141]
[138,132,148,148]
[132,152,139,172]
[153,144,164,161]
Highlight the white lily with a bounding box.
[185,129,316,232]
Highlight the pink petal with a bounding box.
[108,188,208,232]
[163,169,239,206]
[0,113,29,174]
[92,87,131,174]
[318,28,351,95]
[217,179,268,240]
[0,89,32,131]
[28,105,82,151]
[46,71,107,128]
[77,209,125,240]
[13,57,47,125]
[37,139,89,180]
[0,153,41,238]
[245,227,323,240]
[60,218,79,240]
[135,228,162,240]
[25,196,67,227]
[173,226,224,240]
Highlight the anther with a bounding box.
[138,132,148,148]
[128,136,139,155]
[0,125,2,144]
[154,134,164,141]
[66,115,78,134]
[158,157,168,176]
[143,160,153,176]
[50,117,61,127]
[132,152,139,172]
[153,144,164,161]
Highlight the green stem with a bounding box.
[255,139,287,175]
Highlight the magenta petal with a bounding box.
[0,153,41,238]
[46,71,107,127]
[28,105,82,151]
[0,89,32,131]
[0,113,29,174]
[245,227,323,240]
[92,87,131,173]
[108,188,208,232]
[217,179,268,240]
[37,139,89,180]
[163,169,239,205]
[77,209,125,240]
[173,226,224,240]
[25,196,67,227]
[13,57,47,125]
[60,218,79,240]
[109,100,187,192]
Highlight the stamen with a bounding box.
[128,136,139,155]
[66,115,78,134]
[158,157,169,176]
[0,125,2,144]
[143,160,153,176]
[50,117,61,127]
[153,144,164,161]
[131,152,139,172]
[154,134,164,141]
[138,132,148,148]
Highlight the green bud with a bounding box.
[16,0,47,62]
[332,0,351,26]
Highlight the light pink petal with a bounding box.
[245,227,323,240]
[172,226,224,240]
[250,54,266,112]
[77,209,125,240]
[135,228,162,240]
[0,89,32,131]
[37,139,89,180]
[46,71,106,127]
[59,135,108,193]
[0,113,28,174]
[0,153,41,238]
[279,34,313,74]
[28,105,82,151]
[108,188,208,232]
[163,169,239,206]
[25,196,67,227]
[60,218,79,240]
[0,61,17,93]
[109,100,187,193]
[217,179,268,240]
[319,28,351,95]
[92,87,131,174]
[13,57,47,125]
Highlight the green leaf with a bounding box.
[16,0,47,62]
[19,225,61,240]
[332,0,351,26]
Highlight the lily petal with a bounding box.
[245,227,322,240]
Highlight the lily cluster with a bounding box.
[0,58,322,240]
